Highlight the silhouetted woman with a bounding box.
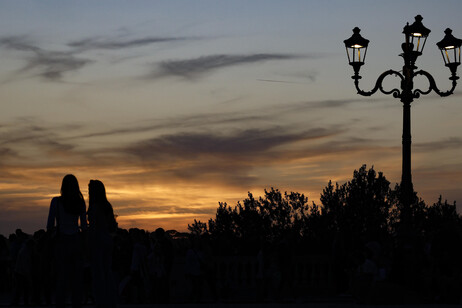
[88,180,117,308]
[46,174,87,308]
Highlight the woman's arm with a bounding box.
[46,197,58,231]
[80,201,88,231]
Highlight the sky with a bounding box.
[0,0,461,235]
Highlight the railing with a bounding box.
[0,253,334,303]
[169,254,334,301]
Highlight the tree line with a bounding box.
[188,164,460,255]
[187,165,462,303]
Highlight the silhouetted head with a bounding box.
[34,229,46,240]
[88,179,114,225]
[60,174,85,215]
[155,227,165,239]
[61,174,81,197]
[88,180,107,205]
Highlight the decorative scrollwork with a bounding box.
[413,70,457,98]
[355,70,403,98]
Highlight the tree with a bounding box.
[319,165,393,240]
[187,219,208,236]
[204,188,311,253]
[424,196,461,237]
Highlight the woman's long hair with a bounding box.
[88,180,116,230]
[60,174,85,216]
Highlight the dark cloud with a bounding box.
[116,127,339,187]
[0,116,345,191]
[311,99,360,108]
[0,36,312,83]
[0,121,77,158]
[68,97,369,141]
[0,111,396,191]
[269,136,397,163]
[257,97,388,121]
[0,36,40,53]
[0,147,16,161]
[23,51,91,81]
[299,71,318,83]
[414,137,462,152]
[151,54,307,80]
[0,34,201,82]
[68,36,194,51]
[0,36,91,82]
[70,112,267,140]
[125,127,336,160]
[300,98,383,109]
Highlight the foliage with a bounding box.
[187,219,208,236]
[203,188,311,253]
[319,165,393,239]
[423,196,460,236]
[189,165,461,254]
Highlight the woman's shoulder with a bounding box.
[50,196,61,205]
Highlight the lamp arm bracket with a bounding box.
[413,70,457,98]
[355,70,403,98]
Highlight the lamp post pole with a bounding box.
[344,15,462,223]
[401,39,416,221]
[401,84,412,220]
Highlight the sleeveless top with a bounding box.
[46,196,87,235]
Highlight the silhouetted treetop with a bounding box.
[188,165,461,255]
[320,165,393,238]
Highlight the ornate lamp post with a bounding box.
[344,15,462,221]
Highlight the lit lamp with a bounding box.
[437,28,462,79]
[344,27,369,78]
[402,15,430,56]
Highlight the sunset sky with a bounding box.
[0,0,461,235]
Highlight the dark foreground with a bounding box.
[1,293,462,308]
[2,302,462,308]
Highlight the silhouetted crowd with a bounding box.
[0,227,176,306]
[1,223,462,305]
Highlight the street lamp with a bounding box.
[343,15,461,221]
[437,28,462,77]
[344,27,369,77]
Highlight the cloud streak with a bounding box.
[66,97,376,142]
[0,34,199,82]
[125,127,337,160]
[414,137,462,152]
[0,36,91,82]
[151,53,307,80]
[0,120,78,161]
[113,127,342,187]
[0,115,344,189]
[0,34,314,84]
[23,51,91,82]
[68,36,195,51]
